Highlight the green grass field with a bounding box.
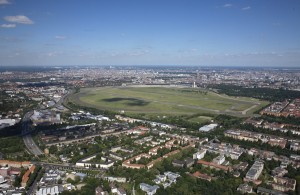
[67,86,269,116]
[188,115,213,123]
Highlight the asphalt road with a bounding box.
[22,91,71,156]
[22,111,44,156]
[27,167,43,195]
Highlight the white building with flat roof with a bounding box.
[193,149,206,160]
[36,185,63,195]
[199,124,218,132]
[0,175,6,184]
[140,183,159,195]
[0,119,18,129]
[245,160,264,181]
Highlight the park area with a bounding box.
[66,86,268,117]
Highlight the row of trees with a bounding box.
[0,136,25,156]
[222,136,300,156]
[0,123,22,137]
[26,166,43,190]
[260,115,300,126]
[209,84,300,102]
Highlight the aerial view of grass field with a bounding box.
[66,86,269,117]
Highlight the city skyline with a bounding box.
[0,0,300,67]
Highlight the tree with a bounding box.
[74,176,81,184]
[49,145,58,154]
[13,175,21,187]
[66,178,75,185]
[296,176,300,195]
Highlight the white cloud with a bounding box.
[223,4,232,8]
[1,23,16,28]
[242,6,251,10]
[0,0,10,5]
[4,15,34,24]
[55,35,67,40]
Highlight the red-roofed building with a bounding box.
[0,160,31,168]
[192,171,212,181]
[21,165,36,187]
[198,160,232,172]
[9,167,21,175]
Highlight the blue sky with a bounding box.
[0,0,300,66]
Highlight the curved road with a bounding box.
[22,90,71,156]
[22,111,44,156]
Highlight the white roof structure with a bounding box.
[199,124,218,132]
[0,175,5,183]
[140,183,159,195]
[0,119,17,129]
[36,185,63,195]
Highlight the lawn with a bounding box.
[188,116,213,123]
[67,86,268,116]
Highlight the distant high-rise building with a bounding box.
[192,82,196,88]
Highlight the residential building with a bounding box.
[172,160,185,167]
[104,177,126,183]
[0,160,31,168]
[237,183,253,194]
[164,172,180,182]
[272,167,288,177]
[0,175,5,184]
[36,185,63,195]
[9,167,21,176]
[193,149,206,160]
[185,158,194,168]
[172,158,194,168]
[116,187,127,195]
[198,160,232,172]
[0,167,10,177]
[95,186,105,195]
[21,165,36,187]
[233,162,249,171]
[156,175,167,183]
[244,160,264,183]
[75,154,115,169]
[110,183,117,194]
[192,171,212,182]
[290,141,300,151]
[257,187,287,195]
[140,183,159,195]
[201,142,244,160]
[212,155,225,165]
[225,130,287,149]
[272,176,296,192]
[290,154,300,161]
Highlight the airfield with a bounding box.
[66,86,269,118]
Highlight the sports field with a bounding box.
[67,86,269,116]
